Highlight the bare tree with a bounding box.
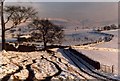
[1,1,5,50]
[1,3,37,50]
[4,6,37,31]
[29,19,64,50]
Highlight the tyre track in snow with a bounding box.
[48,51,88,80]
[67,48,119,81]
[62,48,107,80]
[40,55,62,81]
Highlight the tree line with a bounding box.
[96,24,118,31]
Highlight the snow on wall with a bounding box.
[72,29,119,75]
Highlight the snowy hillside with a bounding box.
[5,19,114,47]
[0,50,96,80]
[1,47,119,80]
[90,29,118,49]
[63,29,113,46]
[1,18,119,80]
[72,29,118,75]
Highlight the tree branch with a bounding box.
[5,25,17,31]
[4,12,14,24]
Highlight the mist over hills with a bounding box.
[4,2,118,27]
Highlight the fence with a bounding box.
[100,64,114,74]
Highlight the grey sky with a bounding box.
[5,0,119,2]
[4,2,117,27]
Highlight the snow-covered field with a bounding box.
[63,29,112,46]
[0,19,119,79]
[4,19,112,46]
[72,29,119,75]
[90,29,118,49]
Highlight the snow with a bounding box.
[0,18,119,79]
[0,50,92,80]
[63,29,112,46]
[90,29,118,49]
[74,48,118,74]
[72,29,119,75]
[58,48,120,80]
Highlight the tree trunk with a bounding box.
[1,1,6,50]
[44,41,47,50]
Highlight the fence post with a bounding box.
[112,65,114,73]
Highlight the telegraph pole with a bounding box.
[1,0,5,50]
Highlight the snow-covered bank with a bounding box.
[73,47,118,74]
[72,29,119,75]
[0,50,95,80]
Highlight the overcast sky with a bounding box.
[5,0,119,2]
[4,2,117,27]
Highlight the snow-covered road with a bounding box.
[60,48,119,80]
